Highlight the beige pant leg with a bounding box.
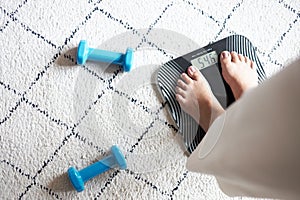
[187,58,300,199]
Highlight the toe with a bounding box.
[250,60,256,70]
[175,86,185,97]
[220,51,231,63]
[187,66,201,81]
[220,51,232,70]
[238,54,245,62]
[181,73,193,84]
[175,93,185,105]
[231,51,239,63]
[177,79,187,90]
[245,56,250,63]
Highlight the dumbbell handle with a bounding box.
[79,154,116,182]
[88,48,124,65]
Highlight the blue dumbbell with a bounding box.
[77,40,134,72]
[68,145,127,192]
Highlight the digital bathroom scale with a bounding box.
[157,35,266,154]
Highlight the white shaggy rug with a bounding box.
[0,0,299,199]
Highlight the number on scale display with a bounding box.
[191,51,218,70]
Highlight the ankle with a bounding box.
[198,102,213,131]
[199,99,225,132]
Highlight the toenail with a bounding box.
[221,52,229,58]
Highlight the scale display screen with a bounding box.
[191,51,218,70]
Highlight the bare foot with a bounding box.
[175,66,224,132]
[220,51,258,99]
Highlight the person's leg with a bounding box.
[220,51,258,100]
[187,58,300,200]
[175,66,224,132]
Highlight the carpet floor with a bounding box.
[0,0,299,199]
